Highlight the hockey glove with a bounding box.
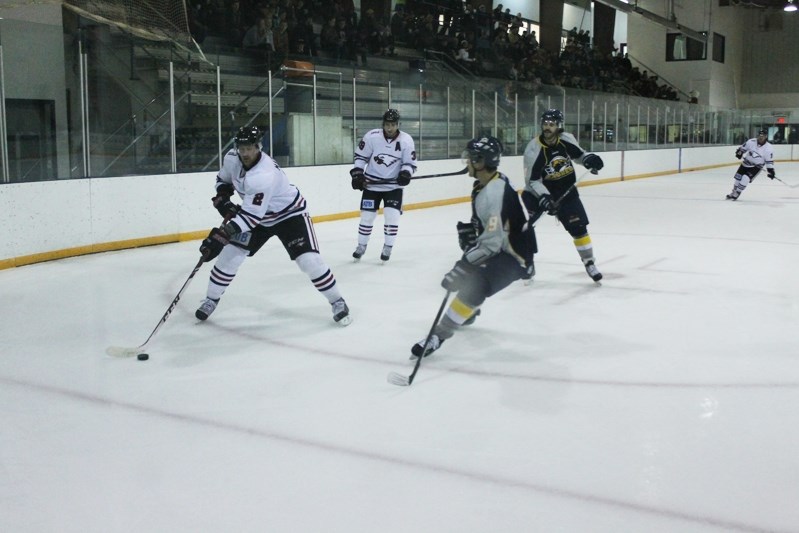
[456,221,477,251]
[212,183,238,218]
[582,153,604,172]
[735,148,744,160]
[441,259,477,292]
[350,168,365,190]
[767,168,776,180]
[199,227,230,262]
[396,170,412,186]
[538,195,557,216]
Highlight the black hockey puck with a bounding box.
[137,353,149,361]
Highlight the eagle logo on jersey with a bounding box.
[373,154,400,168]
[543,155,574,181]
[743,150,765,167]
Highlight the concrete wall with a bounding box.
[3,145,797,269]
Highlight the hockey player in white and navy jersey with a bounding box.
[726,128,777,200]
[196,126,351,325]
[521,109,604,283]
[411,137,535,358]
[349,108,417,262]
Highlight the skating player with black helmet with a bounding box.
[726,128,777,200]
[410,136,534,358]
[350,108,417,262]
[195,125,352,325]
[522,109,605,283]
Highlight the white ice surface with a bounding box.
[1,166,798,533]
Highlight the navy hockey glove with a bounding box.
[396,170,412,186]
[735,148,744,160]
[767,168,776,180]
[582,153,603,172]
[441,259,477,292]
[456,221,477,251]
[350,168,365,190]
[199,227,229,262]
[538,195,557,216]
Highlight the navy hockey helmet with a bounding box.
[234,125,263,149]
[383,108,400,124]
[464,136,503,170]
[757,128,768,136]
[541,109,564,128]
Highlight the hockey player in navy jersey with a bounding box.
[411,137,534,357]
[726,128,777,200]
[522,109,604,283]
[350,109,417,262]
[196,126,351,325]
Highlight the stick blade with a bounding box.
[387,371,412,386]
[105,345,142,358]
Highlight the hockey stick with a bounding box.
[553,168,598,208]
[387,290,451,387]
[105,214,232,358]
[365,167,468,185]
[773,176,799,188]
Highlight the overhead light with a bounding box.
[786,1,798,12]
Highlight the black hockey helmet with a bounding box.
[463,136,503,170]
[757,128,768,136]
[383,108,400,124]
[234,125,263,149]
[541,108,564,127]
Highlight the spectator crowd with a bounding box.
[186,0,681,102]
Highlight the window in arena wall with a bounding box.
[666,32,707,61]
[713,33,725,63]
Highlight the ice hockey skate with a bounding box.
[195,297,219,321]
[411,334,443,358]
[521,262,535,285]
[380,244,393,262]
[584,260,603,283]
[352,244,367,261]
[725,193,739,201]
[331,298,352,326]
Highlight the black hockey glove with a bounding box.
[538,195,557,216]
[582,153,603,172]
[199,227,229,262]
[456,221,477,251]
[441,259,477,292]
[767,168,776,180]
[735,148,744,160]
[396,170,412,186]
[212,183,238,218]
[350,168,365,190]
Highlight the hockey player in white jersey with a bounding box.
[522,109,604,283]
[196,126,351,325]
[350,109,417,262]
[411,137,534,357]
[726,129,777,200]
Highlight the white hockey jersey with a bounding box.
[353,129,417,192]
[216,149,307,231]
[737,138,774,170]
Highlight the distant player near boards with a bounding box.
[349,109,417,262]
[522,109,604,283]
[726,129,777,201]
